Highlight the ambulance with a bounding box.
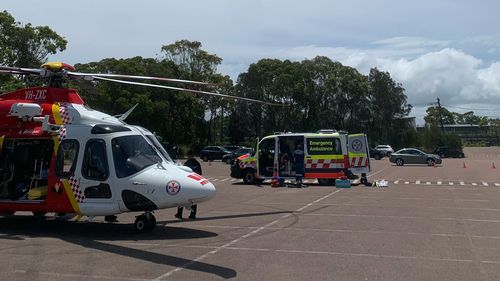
[230,130,370,185]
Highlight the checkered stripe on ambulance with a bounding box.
[348,134,370,174]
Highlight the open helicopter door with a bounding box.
[347,134,371,175]
[76,138,118,216]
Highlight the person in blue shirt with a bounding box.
[293,144,304,188]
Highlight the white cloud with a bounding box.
[236,41,500,123]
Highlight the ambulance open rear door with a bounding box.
[347,134,370,179]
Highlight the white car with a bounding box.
[375,145,394,156]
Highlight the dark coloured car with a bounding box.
[389,148,442,166]
[433,146,464,158]
[222,147,254,164]
[223,145,240,152]
[199,146,230,161]
[369,148,385,160]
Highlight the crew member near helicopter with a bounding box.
[175,150,202,220]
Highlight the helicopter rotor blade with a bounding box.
[93,76,282,106]
[67,72,212,86]
[0,66,43,76]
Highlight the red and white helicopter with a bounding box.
[0,62,273,232]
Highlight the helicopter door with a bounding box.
[78,139,115,213]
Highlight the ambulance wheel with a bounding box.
[32,211,47,217]
[318,179,334,186]
[134,214,153,233]
[360,177,367,184]
[243,170,255,184]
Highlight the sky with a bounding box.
[3,0,500,124]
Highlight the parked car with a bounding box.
[389,148,442,166]
[222,147,254,164]
[199,146,230,161]
[223,145,240,152]
[433,146,464,158]
[375,144,394,156]
[369,148,385,160]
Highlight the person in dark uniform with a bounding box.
[175,150,201,220]
[293,144,305,188]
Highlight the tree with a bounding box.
[0,10,67,67]
[0,10,67,92]
[424,106,455,126]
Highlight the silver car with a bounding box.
[389,148,442,166]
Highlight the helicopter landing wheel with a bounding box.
[146,212,156,230]
[134,212,156,233]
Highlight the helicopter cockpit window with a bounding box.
[112,135,162,178]
[145,135,174,163]
[56,140,79,178]
[82,139,109,181]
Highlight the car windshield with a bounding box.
[112,135,162,178]
[145,135,174,163]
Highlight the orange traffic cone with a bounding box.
[463,162,466,168]
[493,162,496,169]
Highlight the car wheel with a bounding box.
[395,158,404,166]
[243,170,255,184]
[374,154,381,160]
[440,154,445,158]
[202,155,208,162]
[426,158,435,166]
[225,158,231,164]
[458,153,464,158]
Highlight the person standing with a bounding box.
[293,144,305,188]
[175,150,201,220]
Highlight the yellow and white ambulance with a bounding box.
[230,130,370,185]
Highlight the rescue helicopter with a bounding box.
[0,62,275,232]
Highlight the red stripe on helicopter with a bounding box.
[188,173,209,186]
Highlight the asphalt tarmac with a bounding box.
[1,147,500,281]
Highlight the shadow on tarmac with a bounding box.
[0,216,237,279]
[160,210,293,225]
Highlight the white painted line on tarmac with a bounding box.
[394,180,399,184]
[218,246,488,264]
[495,183,500,187]
[426,182,431,185]
[367,167,390,178]
[151,188,344,280]
[437,181,442,185]
[460,181,465,186]
[206,177,213,180]
[482,182,489,186]
[416,180,421,184]
[303,213,500,223]
[212,178,219,181]
[449,182,454,185]
[221,178,230,182]
[472,183,477,186]
[404,181,409,184]
[230,179,237,182]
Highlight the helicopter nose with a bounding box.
[204,181,216,200]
